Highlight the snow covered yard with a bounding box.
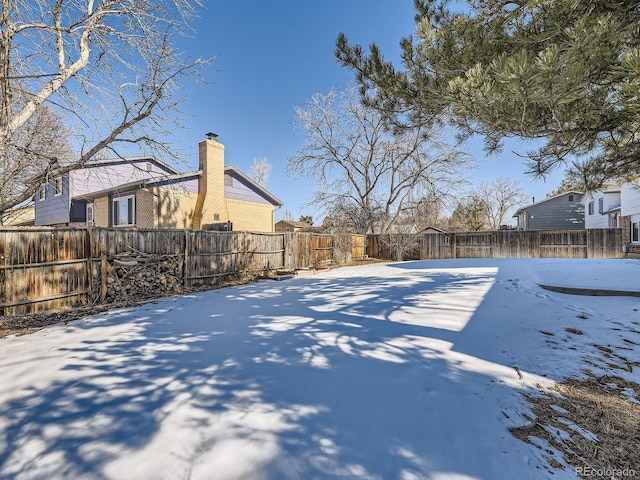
[0,258,639,480]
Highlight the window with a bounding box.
[588,201,594,215]
[39,185,46,201]
[632,216,640,244]
[112,195,135,226]
[54,177,63,196]
[598,198,604,214]
[224,173,233,186]
[86,204,95,226]
[568,195,574,202]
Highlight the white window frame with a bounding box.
[112,195,135,227]
[54,177,63,196]
[631,215,640,244]
[39,185,46,201]
[588,201,594,215]
[598,197,604,214]
[86,203,95,226]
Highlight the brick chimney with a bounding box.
[193,133,229,228]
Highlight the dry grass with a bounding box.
[565,327,584,335]
[512,373,640,477]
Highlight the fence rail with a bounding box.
[367,229,623,262]
[0,228,366,316]
[0,227,623,316]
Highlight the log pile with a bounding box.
[102,249,184,303]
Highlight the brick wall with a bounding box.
[136,190,155,228]
[620,215,640,258]
[94,196,110,227]
[158,189,199,229]
[225,198,275,232]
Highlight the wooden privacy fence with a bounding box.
[0,228,366,316]
[368,229,623,261]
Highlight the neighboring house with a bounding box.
[621,182,640,253]
[35,134,283,232]
[513,192,584,230]
[2,205,35,226]
[387,223,420,234]
[421,226,447,234]
[582,183,622,229]
[275,220,311,232]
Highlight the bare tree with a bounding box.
[475,178,528,230]
[403,195,446,231]
[0,0,212,214]
[0,95,74,221]
[281,210,295,221]
[323,197,372,234]
[288,88,470,234]
[249,157,272,188]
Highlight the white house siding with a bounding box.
[621,183,640,217]
[583,190,621,229]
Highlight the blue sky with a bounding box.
[173,1,566,223]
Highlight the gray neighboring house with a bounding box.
[513,191,584,230]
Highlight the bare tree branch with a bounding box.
[0,0,214,214]
[289,87,471,234]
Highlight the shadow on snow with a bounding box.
[0,259,586,479]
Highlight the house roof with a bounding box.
[73,163,284,207]
[73,171,201,200]
[72,152,283,207]
[513,191,583,217]
[2,204,35,226]
[225,165,283,207]
[602,206,622,215]
[83,156,180,175]
[275,220,310,228]
[421,226,447,233]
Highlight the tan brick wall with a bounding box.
[158,188,199,229]
[225,198,275,232]
[94,196,110,227]
[136,190,155,228]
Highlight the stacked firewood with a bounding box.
[103,250,184,303]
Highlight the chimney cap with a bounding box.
[205,132,219,140]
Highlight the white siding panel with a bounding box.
[621,184,640,217]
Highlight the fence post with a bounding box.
[87,228,93,305]
[451,233,457,259]
[284,232,294,270]
[100,254,107,303]
[183,230,190,288]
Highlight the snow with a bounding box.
[1,258,639,479]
